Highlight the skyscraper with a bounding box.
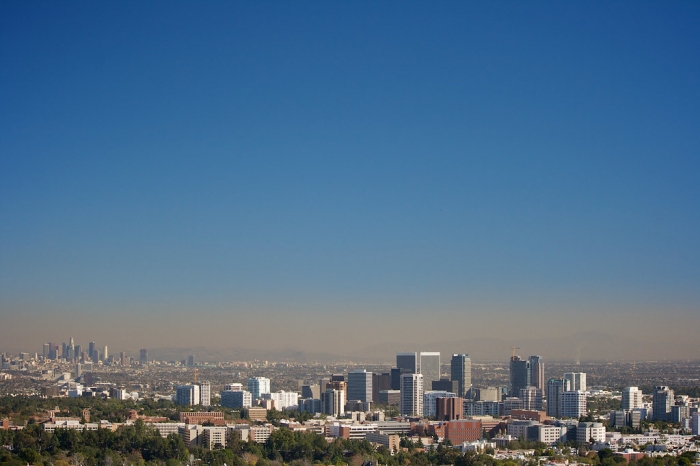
[176,385,200,406]
[323,389,345,417]
[652,386,674,422]
[509,356,530,396]
[564,372,586,392]
[393,352,418,391]
[103,346,108,362]
[221,389,252,409]
[519,386,543,411]
[200,381,211,406]
[187,355,195,366]
[419,352,441,389]
[450,354,472,398]
[528,356,544,390]
[139,349,148,366]
[400,373,423,416]
[372,373,391,403]
[622,387,643,411]
[248,377,271,399]
[561,390,586,418]
[88,342,96,362]
[397,352,418,373]
[546,378,571,418]
[347,370,372,403]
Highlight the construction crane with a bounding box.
[511,346,520,359]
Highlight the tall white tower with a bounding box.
[622,387,643,411]
[400,373,424,416]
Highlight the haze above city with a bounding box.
[1,2,698,361]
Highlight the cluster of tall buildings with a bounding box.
[176,381,211,406]
[544,372,587,419]
[41,337,109,365]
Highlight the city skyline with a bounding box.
[1,2,699,359]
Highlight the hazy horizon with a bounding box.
[1,2,698,360]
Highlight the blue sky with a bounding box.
[1,2,699,357]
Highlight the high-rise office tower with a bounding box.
[400,373,423,416]
[347,370,372,403]
[419,352,441,389]
[528,356,544,390]
[509,355,530,396]
[302,384,321,399]
[622,387,643,411]
[450,354,472,398]
[323,389,345,417]
[139,349,148,366]
[176,385,200,406]
[88,342,96,362]
[561,390,586,418]
[652,386,674,422]
[42,343,49,360]
[187,355,195,366]
[372,373,391,403]
[74,345,82,362]
[564,372,586,392]
[103,346,108,361]
[319,377,331,395]
[120,352,127,366]
[248,377,271,399]
[199,381,211,406]
[546,378,571,418]
[397,352,418,373]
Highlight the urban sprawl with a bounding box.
[1,339,699,466]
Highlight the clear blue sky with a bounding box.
[1,1,699,356]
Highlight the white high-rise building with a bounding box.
[562,390,586,419]
[622,387,643,411]
[176,385,200,406]
[400,373,423,416]
[262,391,300,411]
[564,373,586,392]
[200,381,211,407]
[248,377,271,399]
[347,370,372,403]
[419,352,441,388]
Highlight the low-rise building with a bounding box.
[366,432,400,452]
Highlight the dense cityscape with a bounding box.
[0,338,698,466]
